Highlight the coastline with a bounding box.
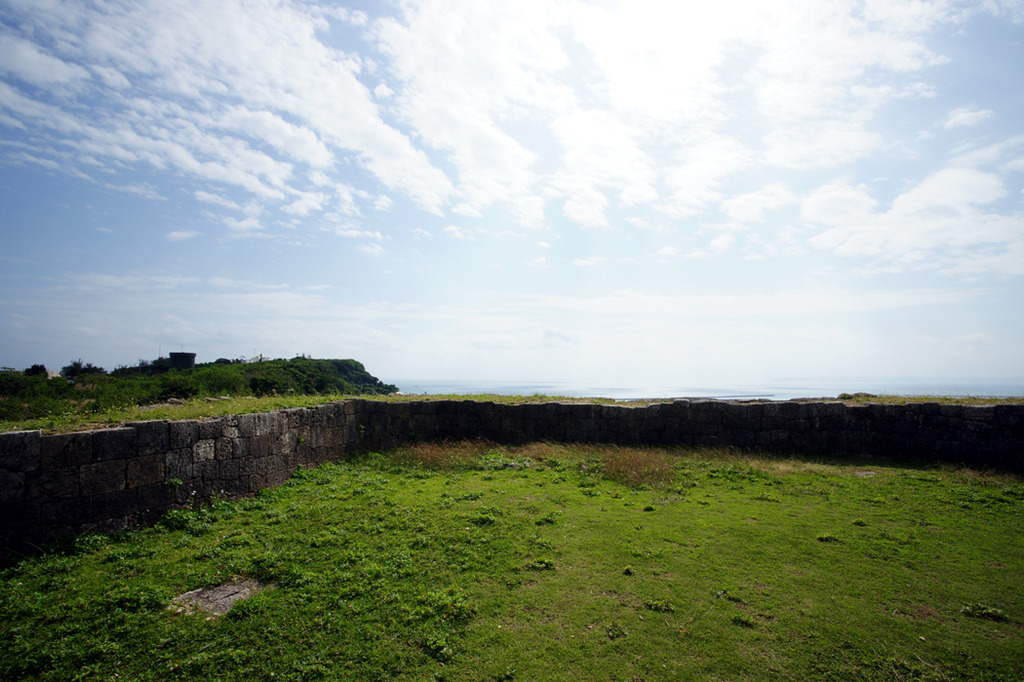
[392,379,1024,402]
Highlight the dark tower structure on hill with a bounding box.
[169,352,196,370]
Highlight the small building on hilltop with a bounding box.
[169,352,196,370]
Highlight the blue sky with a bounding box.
[1,0,1023,393]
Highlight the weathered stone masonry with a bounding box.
[2,398,1022,555]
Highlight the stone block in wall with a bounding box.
[236,413,257,438]
[164,449,194,480]
[961,419,994,442]
[33,467,79,499]
[263,468,291,489]
[777,401,804,419]
[0,470,26,502]
[962,405,996,422]
[137,482,173,512]
[80,459,126,495]
[231,438,250,460]
[170,420,200,450]
[40,496,91,527]
[135,420,170,455]
[271,430,291,456]
[867,403,901,423]
[0,430,41,472]
[250,434,273,459]
[218,459,243,481]
[324,426,346,450]
[320,401,346,426]
[91,427,136,462]
[311,404,335,429]
[817,402,848,418]
[221,416,240,439]
[994,405,1024,426]
[937,404,960,418]
[200,418,223,440]
[255,411,282,437]
[215,437,233,460]
[40,431,92,469]
[193,459,218,481]
[254,456,278,476]
[282,407,306,429]
[193,439,215,463]
[92,488,139,521]
[127,454,163,488]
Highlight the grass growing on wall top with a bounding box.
[4,390,1022,435]
[2,443,1021,680]
[0,393,352,434]
[0,393,635,434]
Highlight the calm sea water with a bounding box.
[392,379,1024,401]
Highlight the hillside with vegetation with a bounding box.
[0,356,397,425]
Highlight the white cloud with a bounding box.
[444,225,472,240]
[547,175,610,228]
[0,34,90,84]
[282,192,327,216]
[762,122,881,169]
[332,227,383,240]
[549,109,657,220]
[890,168,1005,214]
[194,190,241,210]
[216,106,332,168]
[944,107,994,128]
[1,0,453,219]
[165,230,199,241]
[721,183,798,223]
[664,134,753,217]
[573,256,606,267]
[223,216,264,233]
[709,234,735,252]
[950,134,1024,169]
[805,168,1022,273]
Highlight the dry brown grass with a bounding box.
[387,440,490,469]
[381,441,1022,486]
[602,446,678,488]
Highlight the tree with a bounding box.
[61,359,106,379]
[24,364,48,377]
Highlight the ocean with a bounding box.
[391,379,1024,401]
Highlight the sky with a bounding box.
[1,0,1023,394]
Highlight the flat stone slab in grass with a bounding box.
[170,579,270,616]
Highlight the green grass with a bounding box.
[0,393,355,434]
[2,443,1022,680]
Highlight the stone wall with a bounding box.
[2,398,1022,555]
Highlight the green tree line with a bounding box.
[0,357,397,422]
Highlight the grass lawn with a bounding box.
[1,442,1021,680]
